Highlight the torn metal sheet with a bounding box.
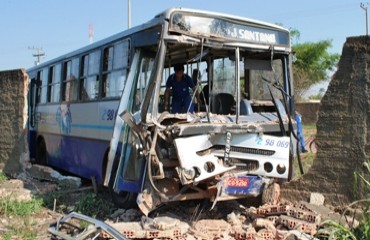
[48,212,128,240]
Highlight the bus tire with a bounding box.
[110,189,137,209]
[35,138,48,165]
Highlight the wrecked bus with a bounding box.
[28,8,296,214]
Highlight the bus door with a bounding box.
[107,50,156,195]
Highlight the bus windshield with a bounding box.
[156,46,289,118]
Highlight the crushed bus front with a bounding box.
[134,108,293,214]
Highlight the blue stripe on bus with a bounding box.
[43,122,114,131]
[72,124,113,130]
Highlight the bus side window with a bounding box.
[79,50,100,101]
[47,66,53,102]
[48,64,61,103]
[102,46,113,98]
[36,71,42,104]
[39,68,48,104]
[62,58,79,102]
[102,40,129,98]
[79,55,89,101]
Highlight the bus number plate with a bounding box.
[225,177,249,187]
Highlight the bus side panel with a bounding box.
[36,100,120,183]
[43,134,108,183]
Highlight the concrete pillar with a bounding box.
[282,36,370,205]
[0,69,29,176]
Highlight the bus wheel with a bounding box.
[35,138,48,165]
[110,190,137,209]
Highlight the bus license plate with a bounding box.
[223,176,264,196]
[225,177,249,187]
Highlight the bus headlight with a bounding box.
[277,163,286,174]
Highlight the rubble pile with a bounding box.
[104,195,356,240]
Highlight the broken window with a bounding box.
[79,50,101,100]
[48,64,61,103]
[102,40,130,98]
[62,58,79,102]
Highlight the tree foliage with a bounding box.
[290,29,340,100]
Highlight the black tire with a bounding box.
[110,189,137,209]
[35,138,48,165]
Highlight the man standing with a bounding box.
[295,111,308,153]
[164,63,196,113]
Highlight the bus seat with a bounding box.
[211,93,235,114]
[192,69,201,86]
[240,99,253,115]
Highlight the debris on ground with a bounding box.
[97,197,351,240]
[47,198,338,239]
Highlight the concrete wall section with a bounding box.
[295,102,320,125]
[282,36,370,204]
[0,69,29,176]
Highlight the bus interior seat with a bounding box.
[240,99,253,115]
[211,93,235,114]
[192,69,201,86]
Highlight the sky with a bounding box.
[0,0,366,71]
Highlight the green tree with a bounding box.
[290,29,340,100]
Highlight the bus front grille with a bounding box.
[230,158,259,171]
[213,145,275,156]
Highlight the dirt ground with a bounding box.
[0,170,356,240]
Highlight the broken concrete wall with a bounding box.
[0,69,29,176]
[282,36,370,204]
[295,102,320,124]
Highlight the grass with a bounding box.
[0,196,43,217]
[0,169,116,239]
[315,160,370,239]
[2,222,38,240]
[0,194,43,240]
[293,123,317,177]
[74,192,115,219]
[41,190,116,219]
[0,171,8,182]
[0,190,116,239]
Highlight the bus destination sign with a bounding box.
[170,12,290,47]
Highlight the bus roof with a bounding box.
[28,7,289,72]
[159,8,289,32]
